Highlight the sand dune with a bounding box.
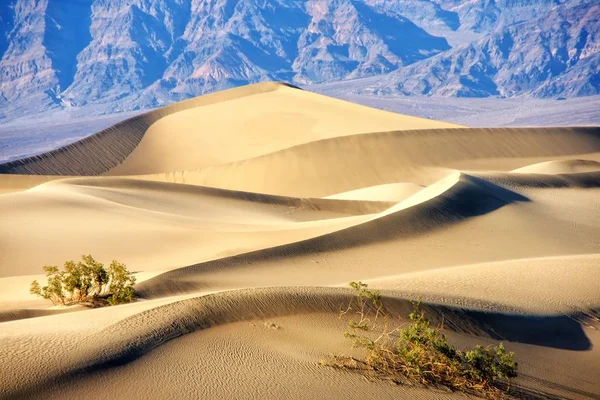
[135,126,600,197]
[0,177,384,280]
[2,287,598,399]
[512,159,600,174]
[133,171,600,305]
[325,182,426,202]
[0,83,460,176]
[1,83,599,399]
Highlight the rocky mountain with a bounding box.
[352,2,600,97]
[0,0,598,121]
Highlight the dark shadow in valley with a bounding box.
[44,0,94,92]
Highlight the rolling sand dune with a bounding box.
[0,177,385,281]
[135,126,600,197]
[1,83,599,399]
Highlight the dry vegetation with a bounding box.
[324,282,518,398]
[30,255,136,307]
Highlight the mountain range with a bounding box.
[0,0,598,120]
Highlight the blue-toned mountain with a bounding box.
[0,0,597,119]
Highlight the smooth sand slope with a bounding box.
[1,83,599,399]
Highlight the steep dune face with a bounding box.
[1,84,599,399]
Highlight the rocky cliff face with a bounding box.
[0,0,597,120]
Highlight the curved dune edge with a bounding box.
[0,170,521,280]
[37,176,397,216]
[1,167,598,291]
[0,168,572,310]
[6,167,595,307]
[2,286,597,399]
[132,169,600,310]
[134,172,532,297]
[0,174,398,279]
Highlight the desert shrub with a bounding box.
[30,266,67,305]
[30,255,136,306]
[325,282,518,398]
[106,260,136,305]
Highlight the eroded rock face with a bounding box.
[0,0,597,119]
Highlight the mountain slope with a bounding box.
[0,0,598,121]
[356,2,600,97]
[0,0,449,118]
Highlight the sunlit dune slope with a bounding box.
[108,83,460,175]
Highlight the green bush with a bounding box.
[326,282,518,398]
[30,255,136,307]
[106,260,136,305]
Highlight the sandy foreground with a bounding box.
[0,83,599,399]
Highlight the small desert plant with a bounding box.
[325,282,518,398]
[30,255,136,306]
[106,260,136,305]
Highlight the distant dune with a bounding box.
[1,83,599,399]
